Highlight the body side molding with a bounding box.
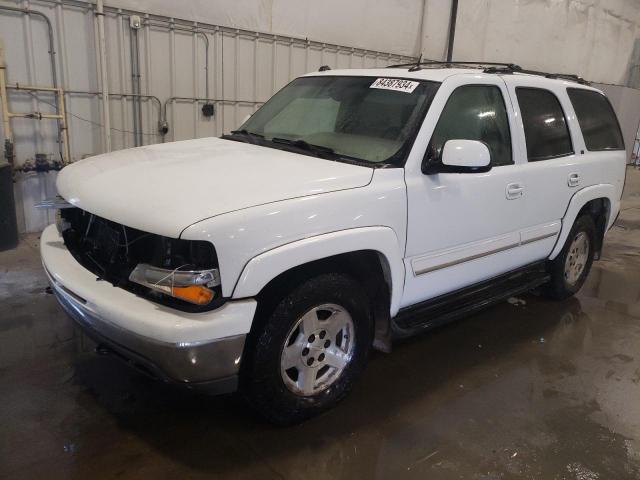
[411,221,561,276]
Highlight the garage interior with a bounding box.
[2,0,640,478]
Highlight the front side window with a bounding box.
[567,88,624,151]
[235,76,440,165]
[428,85,513,167]
[516,87,573,161]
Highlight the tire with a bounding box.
[242,273,373,425]
[544,214,596,300]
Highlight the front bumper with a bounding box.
[41,225,257,393]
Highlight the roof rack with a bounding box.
[484,65,590,85]
[387,60,522,72]
[387,60,590,85]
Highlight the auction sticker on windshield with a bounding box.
[370,78,419,93]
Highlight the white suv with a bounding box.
[41,62,626,424]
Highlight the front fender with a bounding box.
[549,183,619,260]
[232,227,406,317]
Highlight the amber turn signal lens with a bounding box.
[171,285,215,305]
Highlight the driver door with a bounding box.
[402,75,529,308]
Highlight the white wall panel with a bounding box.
[449,0,640,86]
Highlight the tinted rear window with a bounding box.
[567,88,624,151]
[516,88,573,161]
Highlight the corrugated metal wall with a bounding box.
[0,0,413,232]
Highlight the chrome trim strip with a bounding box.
[414,241,519,276]
[414,231,559,276]
[520,231,558,246]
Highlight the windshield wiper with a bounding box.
[270,137,336,157]
[223,129,265,144]
[230,129,264,138]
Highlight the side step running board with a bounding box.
[392,261,550,338]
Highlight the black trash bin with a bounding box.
[0,161,18,251]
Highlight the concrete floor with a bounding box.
[1,169,640,480]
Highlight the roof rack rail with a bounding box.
[387,60,522,71]
[387,60,590,85]
[484,65,589,84]
[544,72,589,84]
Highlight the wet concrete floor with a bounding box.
[2,168,640,479]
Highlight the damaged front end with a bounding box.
[58,207,223,312]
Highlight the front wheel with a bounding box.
[544,215,596,300]
[242,273,373,425]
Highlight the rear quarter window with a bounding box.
[567,88,624,151]
[516,87,573,161]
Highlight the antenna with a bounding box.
[408,53,423,72]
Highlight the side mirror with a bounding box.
[422,139,492,174]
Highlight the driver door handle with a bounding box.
[506,182,524,200]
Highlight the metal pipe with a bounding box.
[95,0,112,151]
[0,3,64,161]
[3,83,71,164]
[446,0,458,62]
[0,5,58,89]
[233,30,238,129]
[22,1,43,155]
[129,20,142,146]
[134,27,143,146]
[8,112,63,119]
[271,36,277,95]
[253,33,258,110]
[416,0,428,58]
[201,30,209,100]
[7,83,58,92]
[54,0,71,163]
[192,23,198,138]
[7,85,162,110]
[143,14,154,144]
[117,10,128,147]
[54,0,70,87]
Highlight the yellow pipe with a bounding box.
[0,42,13,158]
[4,82,71,164]
[7,83,60,93]
[8,112,64,119]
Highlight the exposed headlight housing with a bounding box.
[129,264,221,306]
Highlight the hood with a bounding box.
[56,137,374,237]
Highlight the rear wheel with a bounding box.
[243,273,373,425]
[544,215,596,300]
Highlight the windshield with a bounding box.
[232,76,439,166]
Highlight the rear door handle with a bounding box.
[506,182,524,200]
[568,173,580,187]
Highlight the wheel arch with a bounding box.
[549,184,617,260]
[232,227,405,352]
